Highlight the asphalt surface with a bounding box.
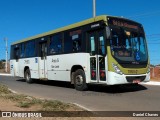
[0,76,160,111]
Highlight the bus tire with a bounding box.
[25,69,33,83]
[74,69,88,91]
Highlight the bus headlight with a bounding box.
[112,63,123,75]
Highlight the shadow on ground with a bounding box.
[16,79,147,94]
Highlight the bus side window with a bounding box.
[64,29,82,53]
[90,36,95,55]
[20,43,25,58]
[71,30,82,52]
[49,33,62,54]
[72,39,81,52]
[25,40,35,57]
[98,36,105,55]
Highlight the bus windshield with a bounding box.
[110,27,148,63]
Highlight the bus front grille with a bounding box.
[126,76,146,83]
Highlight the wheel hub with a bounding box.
[26,73,30,80]
[76,75,83,86]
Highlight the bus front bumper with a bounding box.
[107,71,150,85]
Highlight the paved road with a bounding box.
[0,76,160,111]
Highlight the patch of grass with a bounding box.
[16,97,71,110]
[0,84,12,94]
[29,97,42,105]
[13,95,42,108]
[41,100,70,111]
[17,101,32,108]
[4,94,27,101]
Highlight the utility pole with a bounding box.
[4,37,8,73]
[93,0,96,17]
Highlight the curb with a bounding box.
[0,73,11,76]
[73,103,92,111]
[140,81,160,86]
[8,88,17,94]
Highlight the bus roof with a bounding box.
[12,15,108,45]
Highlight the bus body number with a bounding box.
[24,60,30,64]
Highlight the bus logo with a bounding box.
[2,112,11,117]
[135,52,141,61]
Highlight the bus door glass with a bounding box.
[88,30,106,82]
[14,47,19,62]
[39,42,47,79]
[14,46,20,76]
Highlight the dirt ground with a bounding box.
[0,98,26,111]
[0,98,158,120]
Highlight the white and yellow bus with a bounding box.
[10,15,150,91]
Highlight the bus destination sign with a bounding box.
[108,17,139,30]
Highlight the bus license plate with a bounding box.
[133,79,141,83]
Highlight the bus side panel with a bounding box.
[47,53,88,82]
[29,58,39,79]
[18,58,39,79]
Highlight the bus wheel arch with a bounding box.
[24,66,33,83]
[71,65,88,91]
[71,65,83,84]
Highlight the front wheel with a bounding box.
[74,69,88,91]
[25,69,33,83]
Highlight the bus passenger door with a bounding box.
[39,42,48,79]
[88,30,107,83]
[13,47,20,76]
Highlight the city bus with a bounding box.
[10,15,150,91]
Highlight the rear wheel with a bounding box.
[74,69,88,91]
[25,69,33,83]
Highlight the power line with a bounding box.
[147,38,160,40]
[146,34,160,37]
[150,60,160,62]
[148,43,160,44]
[147,39,160,42]
[148,40,160,42]
[128,10,160,19]
[147,36,160,38]
[147,37,160,39]
[148,39,160,42]
[148,41,160,43]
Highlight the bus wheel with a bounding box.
[74,69,88,91]
[25,69,33,83]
